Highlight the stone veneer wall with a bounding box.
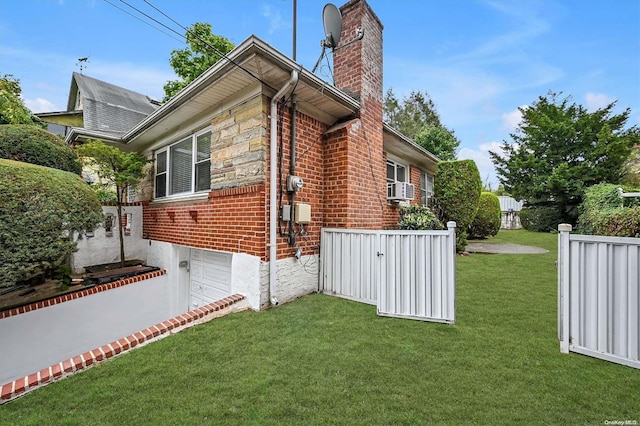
[210,94,268,189]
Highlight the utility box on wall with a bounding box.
[295,203,311,224]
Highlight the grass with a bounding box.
[2,230,638,425]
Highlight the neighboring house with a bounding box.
[60,0,439,311]
[498,196,523,229]
[36,72,160,140]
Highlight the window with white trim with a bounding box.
[420,171,434,206]
[155,129,211,198]
[386,158,408,198]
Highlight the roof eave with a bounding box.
[122,35,360,145]
[383,123,441,164]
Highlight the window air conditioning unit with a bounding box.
[387,182,415,201]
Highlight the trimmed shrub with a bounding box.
[434,159,482,251]
[585,207,640,237]
[577,183,640,236]
[0,159,103,287]
[398,204,443,230]
[0,124,81,174]
[468,192,501,239]
[519,206,562,232]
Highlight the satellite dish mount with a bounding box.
[312,4,343,73]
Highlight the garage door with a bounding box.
[189,249,232,310]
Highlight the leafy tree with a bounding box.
[384,88,442,136]
[414,125,460,161]
[0,159,103,287]
[77,141,151,267]
[384,88,459,160]
[0,74,46,128]
[490,92,638,225]
[164,22,234,100]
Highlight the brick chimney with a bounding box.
[333,0,384,126]
[323,0,386,229]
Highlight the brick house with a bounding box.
[61,0,439,311]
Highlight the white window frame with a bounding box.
[420,171,434,206]
[154,128,211,199]
[386,156,409,199]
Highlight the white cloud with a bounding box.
[501,106,527,131]
[24,97,56,113]
[584,92,614,111]
[458,141,504,191]
[262,5,288,35]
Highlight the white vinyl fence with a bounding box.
[558,224,640,369]
[320,222,456,323]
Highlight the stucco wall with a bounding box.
[0,274,174,385]
[71,205,148,273]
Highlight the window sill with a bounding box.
[150,192,210,206]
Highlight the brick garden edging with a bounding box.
[1,293,247,404]
[0,269,167,320]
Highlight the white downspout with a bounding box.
[269,70,299,306]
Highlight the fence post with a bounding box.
[447,221,457,323]
[558,223,572,353]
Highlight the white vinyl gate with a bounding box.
[558,224,640,369]
[320,223,457,323]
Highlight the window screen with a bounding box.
[170,137,193,195]
[155,151,167,198]
[195,131,211,192]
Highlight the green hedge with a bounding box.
[398,204,443,230]
[577,183,640,236]
[0,159,103,287]
[519,206,562,232]
[0,124,81,174]
[468,192,501,239]
[434,159,482,251]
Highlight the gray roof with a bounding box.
[68,72,160,136]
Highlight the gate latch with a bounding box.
[377,252,384,257]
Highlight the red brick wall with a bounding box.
[143,185,267,259]
[272,103,326,259]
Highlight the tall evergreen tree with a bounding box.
[490,92,638,224]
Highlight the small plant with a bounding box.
[398,204,443,230]
[55,264,72,290]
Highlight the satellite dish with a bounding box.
[312,4,342,73]
[322,3,342,48]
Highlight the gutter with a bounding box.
[269,70,299,306]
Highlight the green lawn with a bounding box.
[2,230,638,425]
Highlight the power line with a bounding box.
[112,0,279,93]
[103,0,183,43]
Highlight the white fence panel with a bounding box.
[320,229,379,305]
[320,223,456,323]
[377,229,456,323]
[558,225,640,369]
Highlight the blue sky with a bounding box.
[1,0,638,188]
